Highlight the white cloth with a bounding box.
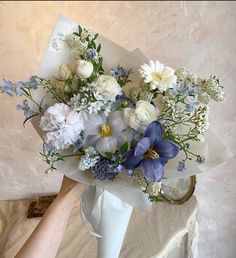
[0,196,198,258]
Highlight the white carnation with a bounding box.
[95,75,122,102]
[40,103,84,150]
[124,100,159,132]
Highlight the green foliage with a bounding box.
[120,142,129,154]
[104,152,114,159]
[148,195,164,203]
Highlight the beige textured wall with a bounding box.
[0,2,236,257]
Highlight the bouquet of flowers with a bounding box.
[0,22,227,202]
[1,15,232,258]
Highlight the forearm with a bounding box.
[15,193,75,258]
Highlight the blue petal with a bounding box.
[134,137,151,156]
[144,121,163,145]
[141,159,164,182]
[122,150,143,170]
[156,140,179,159]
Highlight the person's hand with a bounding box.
[15,176,85,258]
[57,176,85,208]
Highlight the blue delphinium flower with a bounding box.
[0,79,15,96]
[196,155,205,164]
[186,98,199,112]
[111,66,131,78]
[122,121,179,182]
[171,82,189,96]
[0,76,38,97]
[188,85,198,95]
[14,82,24,96]
[42,143,56,155]
[86,48,97,59]
[177,160,186,172]
[28,76,38,89]
[17,99,34,118]
[111,68,120,77]
[171,83,198,97]
[91,157,120,180]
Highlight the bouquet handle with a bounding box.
[81,185,133,258]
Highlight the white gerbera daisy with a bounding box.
[139,60,177,92]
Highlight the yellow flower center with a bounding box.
[152,72,163,82]
[99,124,113,137]
[144,146,160,160]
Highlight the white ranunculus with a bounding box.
[95,75,122,102]
[124,100,159,132]
[139,60,177,92]
[40,103,84,150]
[77,60,93,79]
[59,64,73,80]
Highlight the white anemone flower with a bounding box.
[139,60,177,92]
[40,103,84,150]
[84,111,132,155]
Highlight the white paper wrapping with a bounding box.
[30,14,233,211]
[82,186,133,258]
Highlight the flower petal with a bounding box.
[134,137,151,156]
[84,113,106,135]
[85,135,100,147]
[96,136,117,155]
[122,150,143,170]
[156,140,179,159]
[144,121,163,145]
[141,159,164,182]
[108,111,127,134]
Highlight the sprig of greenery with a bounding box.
[40,150,84,174]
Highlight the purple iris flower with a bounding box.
[122,121,179,182]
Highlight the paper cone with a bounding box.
[82,186,133,258]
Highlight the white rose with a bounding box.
[124,100,159,132]
[77,60,93,79]
[95,75,122,102]
[59,64,73,80]
[40,103,84,150]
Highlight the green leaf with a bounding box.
[163,134,175,142]
[78,25,82,35]
[97,43,101,53]
[73,32,80,37]
[104,152,113,159]
[148,195,164,203]
[91,41,96,49]
[39,95,46,113]
[120,142,129,154]
[23,113,40,127]
[93,33,98,41]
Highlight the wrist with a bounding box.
[56,187,81,209]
